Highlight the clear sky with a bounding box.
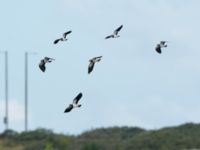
[0,0,200,135]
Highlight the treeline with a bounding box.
[0,123,200,150]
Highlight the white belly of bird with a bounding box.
[114,35,120,38]
[73,104,79,108]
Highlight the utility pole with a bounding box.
[25,52,28,132]
[5,51,8,130]
[24,52,36,132]
[1,51,9,130]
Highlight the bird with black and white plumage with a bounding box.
[39,57,55,72]
[64,93,83,113]
[54,31,72,44]
[105,25,123,39]
[88,56,102,74]
[155,41,168,54]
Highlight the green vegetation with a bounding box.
[0,123,200,150]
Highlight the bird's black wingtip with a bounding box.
[119,24,123,29]
[78,92,83,98]
[156,50,162,54]
[64,108,71,113]
[88,70,92,74]
[105,37,109,39]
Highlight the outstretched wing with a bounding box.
[44,57,55,62]
[39,61,46,72]
[155,44,162,54]
[160,41,166,45]
[105,35,113,39]
[63,31,72,38]
[114,25,123,35]
[93,56,102,63]
[88,61,95,74]
[64,104,73,113]
[94,56,102,60]
[73,93,83,104]
[54,39,61,44]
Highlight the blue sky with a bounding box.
[0,0,200,134]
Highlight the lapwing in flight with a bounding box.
[155,41,168,54]
[64,93,83,113]
[105,25,123,39]
[88,56,102,74]
[54,31,72,44]
[39,57,55,72]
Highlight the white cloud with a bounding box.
[80,95,200,131]
[0,99,24,125]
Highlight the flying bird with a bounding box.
[105,25,123,39]
[88,56,102,74]
[39,57,55,72]
[155,41,168,54]
[64,93,83,113]
[54,31,72,44]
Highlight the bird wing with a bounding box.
[88,61,95,74]
[93,56,102,62]
[39,61,46,72]
[44,57,55,62]
[155,44,162,54]
[73,93,83,104]
[105,35,113,39]
[44,57,50,61]
[114,25,123,35]
[64,104,73,113]
[95,56,102,59]
[54,39,61,44]
[160,41,166,45]
[63,31,72,38]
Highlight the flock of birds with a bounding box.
[38,25,168,113]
